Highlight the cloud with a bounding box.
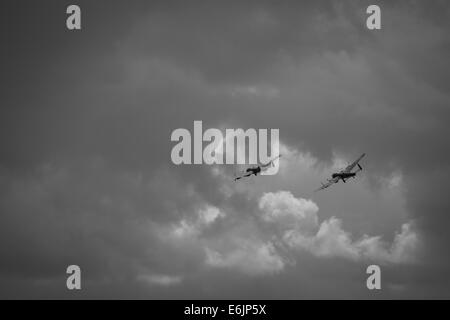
[162,188,419,278]
[2,0,449,298]
[260,191,420,264]
[355,223,419,264]
[259,190,318,234]
[137,274,182,286]
[170,205,225,238]
[163,204,285,276]
[205,240,284,276]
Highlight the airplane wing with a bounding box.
[315,177,339,192]
[260,155,282,168]
[234,155,281,181]
[342,153,366,173]
[233,167,254,181]
[234,171,253,181]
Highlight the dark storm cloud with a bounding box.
[1,0,450,298]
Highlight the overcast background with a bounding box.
[1,0,450,299]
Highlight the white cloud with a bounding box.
[260,191,419,264]
[171,205,225,238]
[309,217,360,260]
[199,206,223,225]
[137,274,182,286]
[205,240,284,276]
[161,189,418,278]
[259,190,318,235]
[355,223,419,264]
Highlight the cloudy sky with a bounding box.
[1,0,450,299]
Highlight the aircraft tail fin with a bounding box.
[271,154,281,167]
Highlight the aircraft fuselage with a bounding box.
[332,172,356,181]
[246,166,262,175]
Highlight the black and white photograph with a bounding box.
[1,0,450,305]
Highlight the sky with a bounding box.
[1,0,450,299]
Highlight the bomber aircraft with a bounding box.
[234,155,282,181]
[315,153,366,191]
